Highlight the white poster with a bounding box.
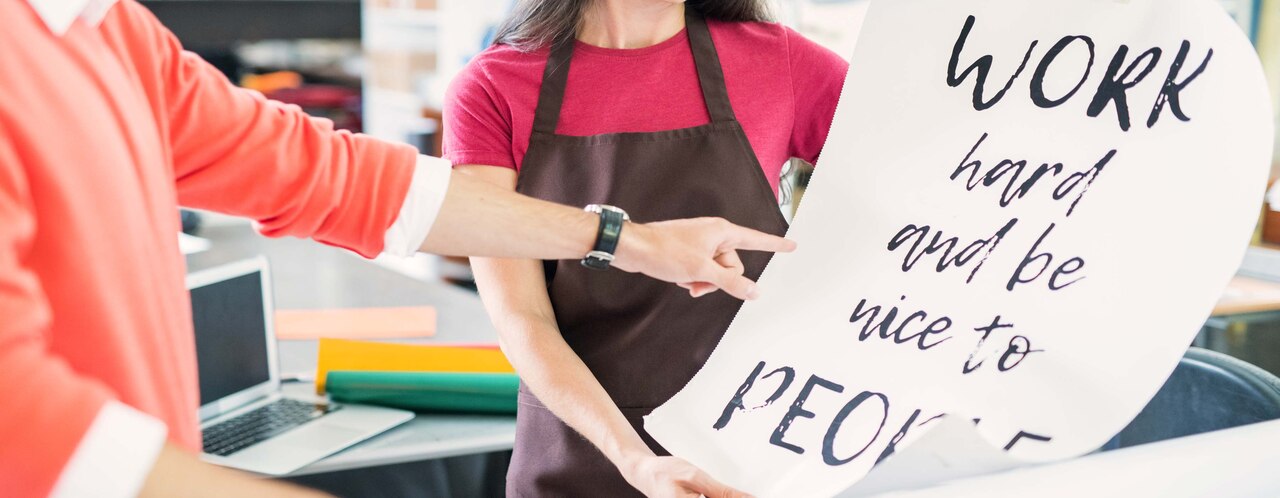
[644,0,1273,496]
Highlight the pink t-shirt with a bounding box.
[443,19,848,193]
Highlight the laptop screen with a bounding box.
[190,270,272,406]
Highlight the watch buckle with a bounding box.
[585,251,615,263]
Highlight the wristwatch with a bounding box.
[581,204,630,271]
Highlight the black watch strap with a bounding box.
[582,205,627,270]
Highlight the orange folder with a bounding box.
[275,306,436,341]
[315,338,514,393]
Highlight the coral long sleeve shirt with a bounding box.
[0,1,438,496]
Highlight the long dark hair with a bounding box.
[492,0,773,52]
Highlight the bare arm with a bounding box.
[459,166,751,498]
[138,443,330,498]
[422,170,793,301]
[418,169,595,260]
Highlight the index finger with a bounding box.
[723,224,797,254]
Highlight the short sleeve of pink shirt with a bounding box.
[442,20,848,191]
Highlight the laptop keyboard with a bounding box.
[202,398,340,456]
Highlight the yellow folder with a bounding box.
[315,338,514,393]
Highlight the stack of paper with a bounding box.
[275,306,437,341]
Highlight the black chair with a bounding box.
[1103,347,1280,450]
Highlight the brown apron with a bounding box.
[508,12,789,497]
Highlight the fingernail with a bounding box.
[746,284,759,299]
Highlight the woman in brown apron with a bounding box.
[449,1,846,495]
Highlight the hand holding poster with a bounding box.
[644,0,1274,496]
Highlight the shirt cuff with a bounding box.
[383,154,453,257]
[50,401,168,498]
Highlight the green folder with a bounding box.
[325,370,519,414]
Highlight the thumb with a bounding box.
[690,470,753,498]
[700,262,760,301]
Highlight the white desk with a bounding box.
[282,383,515,476]
[873,419,1280,498]
[187,223,516,477]
[1213,275,1280,317]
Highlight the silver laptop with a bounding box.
[188,257,413,476]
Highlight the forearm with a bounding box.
[419,171,599,260]
[504,324,750,496]
[139,443,329,498]
[497,313,652,468]
[469,255,652,471]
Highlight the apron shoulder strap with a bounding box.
[685,12,737,124]
[532,37,575,135]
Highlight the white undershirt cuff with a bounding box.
[383,154,453,257]
[50,400,168,498]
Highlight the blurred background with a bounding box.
[156,0,1280,375]
[139,3,1280,495]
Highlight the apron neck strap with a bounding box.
[684,11,737,124]
[530,10,738,136]
[532,36,575,136]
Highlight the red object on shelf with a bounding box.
[266,85,363,132]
